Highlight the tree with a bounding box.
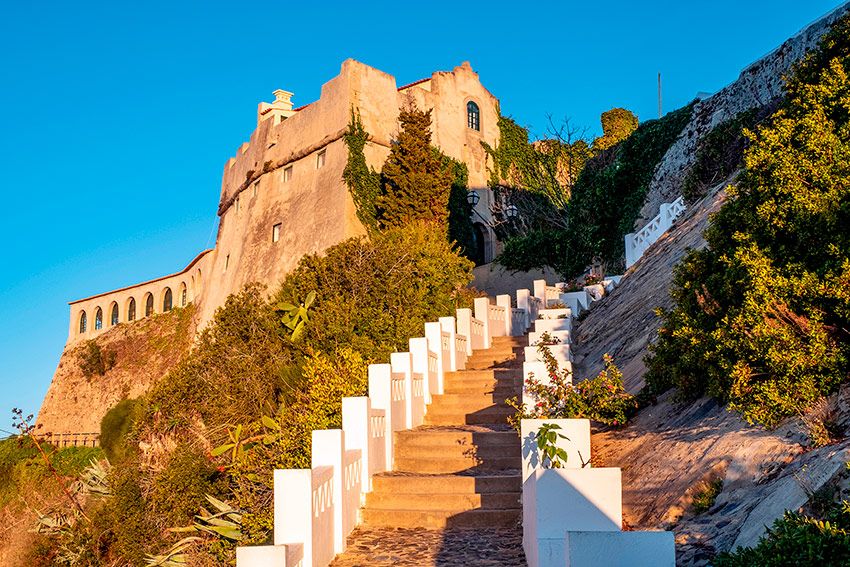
[377,107,453,227]
[593,108,639,151]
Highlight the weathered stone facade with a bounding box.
[42,59,502,431]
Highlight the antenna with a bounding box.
[658,72,662,119]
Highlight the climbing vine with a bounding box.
[342,109,381,232]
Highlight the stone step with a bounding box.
[365,491,521,511]
[427,395,514,412]
[423,407,515,426]
[371,473,521,494]
[442,382,521,395]
[394,441,519,461]
[361,507,521,529]
[464,358,522,370]
[394,429,518,448]
[489,336,529,347]
[445,369,523,380]
[394,454,521,474]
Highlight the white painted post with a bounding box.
[496,295,512,336]
[473,297,492,348]
[273,469,313,564]
[533,279,547,302]
[439,316,458,372]
[311,429,345,555]
[424,322,446,395]
[341,397,371,493]
[456,308,475,355]
[517,289,533,330]
[368,364,394,470]
[409,337,432,404]
[390,352,415,429]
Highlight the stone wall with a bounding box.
[636,3,850,230]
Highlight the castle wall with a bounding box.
[66,250,211,345]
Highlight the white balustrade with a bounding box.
[424,322,446,395]
[311,430,346,554]
[457,307,486,353]
[455,333,468,369]
[367,364,395,471]
[272,468,334,567]
[496,295,513,336]
[473,297,494,349]
[390,352,415,429]
[409,337,433,404]
[528,330,570,346]
[439,316,459,372]
[342,397,376,493]
[625,195,686,268]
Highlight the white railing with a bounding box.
[238,294,531,567]
[625,195,686,268]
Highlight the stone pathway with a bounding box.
[331,336,528,565]
[329,526,527,567]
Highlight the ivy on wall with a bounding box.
[342,109,381,232]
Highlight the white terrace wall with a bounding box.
[66,250,212,345]
[624,196,686,269]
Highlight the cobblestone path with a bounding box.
[329,526,527,567]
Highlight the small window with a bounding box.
[127,298,136,321]
[272,223,282,243]
[94,307,103,331]
[79,311,88,334]
[252,182,258,197]
[316,150,326,169]
[235,195,240,213]
[110,303,119,326]
[283,166,293,182]
[163,288,173,312]
[467,101,480,131]
[145,293,154,317]
[181,286,187,307]
[225,254,230,272]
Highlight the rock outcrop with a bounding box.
[636,3,850,230]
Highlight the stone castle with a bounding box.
[63,60,501,346]
[41,59,503,432]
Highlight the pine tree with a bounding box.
[377,107,453,228]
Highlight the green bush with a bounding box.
[100,398,144,463]
[275,223,475,363]
[715,501,850,566]
[509,345,637,430]
[645,15,850,427]
[78,340,116,377]
[149,444,220,527]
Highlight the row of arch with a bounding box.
[78,282,189,335]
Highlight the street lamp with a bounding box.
[467,190,480,207]
[505,204,519,220]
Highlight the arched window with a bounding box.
[467,101,480,131]
[110,303,119,326]
[163,288,173,312]
[145,293,154,317]
[79,311,87,334]
[94,307,103,331]
[127,298,136,321]
[179,283,187,307]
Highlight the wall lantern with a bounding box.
[506,204,519,219]
[467,190,480,207]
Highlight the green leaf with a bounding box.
[305,291,316,308]
[210,443,235,457]
[261,415,280,430]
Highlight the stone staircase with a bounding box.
[359,336,525,530]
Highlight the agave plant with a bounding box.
[276,291,315,341]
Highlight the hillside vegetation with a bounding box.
[646,14,850,429]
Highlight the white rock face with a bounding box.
[636,3,850,230]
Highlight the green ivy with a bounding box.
[342,109,381,232]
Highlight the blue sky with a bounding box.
[0,1,844,425]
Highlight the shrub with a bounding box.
[715,501,850,566]
[509,345,637,429]
[149,444,220,527]
[78,340,116,377]
[644,15,850,427]
[593,108,639,151]
[100,398,144,463]
[275,223,474,362]
[691,477,723,514]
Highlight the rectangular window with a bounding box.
[316,149,326,169]
[272,223,281,243]
[235,196,240,213]
[252,182,259,197]
[225,254,230,272]
[283,166,293,182]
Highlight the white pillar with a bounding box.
[409,337,432,403]
[533,279,547,302]
[368,364,393,470]
[496,294,512,336]
[390,352,414,429]
[311,429,345,554]
[273,469,312,564]
[473,297,492,348]
[456,308,475,355]
[439,316,458,372]
[424,322,446,395]
[341,397,371,493]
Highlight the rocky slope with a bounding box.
[37,305,196,434]
[636,3,850,229]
